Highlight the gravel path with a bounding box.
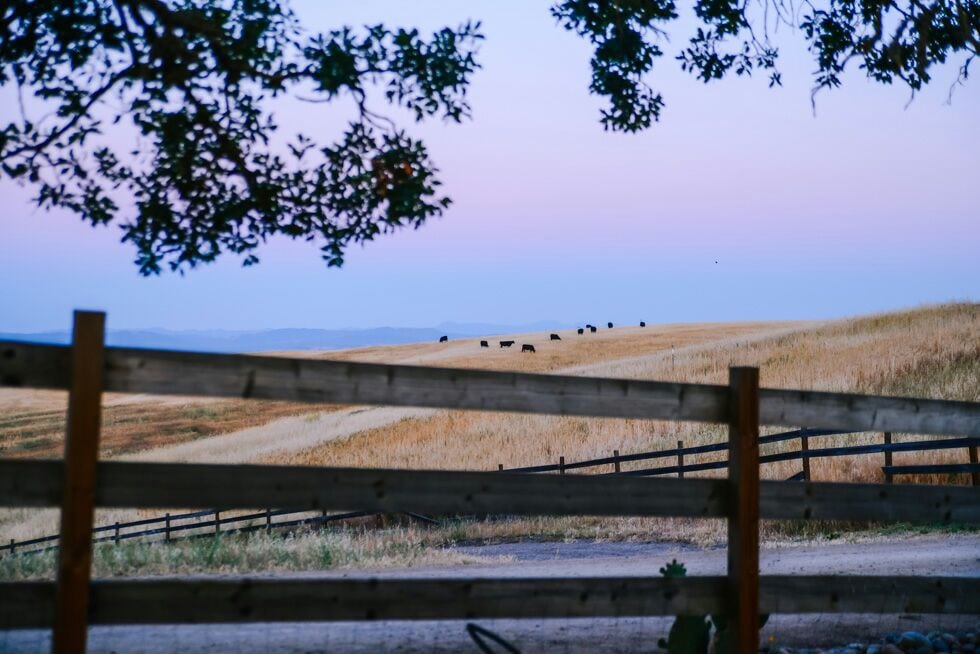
[3,534,977,653]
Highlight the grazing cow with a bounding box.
[439,335,448,342]
[550,333,561,341]
[640,321,646,327]
[522,344,536,353]
[577,328,584,335]
[500,340,515,348]
[586,324,594,329]
[480,340,489,348]
[607,322,613,329]
[589,326,597,333]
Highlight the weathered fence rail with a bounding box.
[2,459,979,523]
[3,575,977,628]
[1,313,979,654]
[2,340,978,436]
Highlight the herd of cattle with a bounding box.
[437,321,647,353]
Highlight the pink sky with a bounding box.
[1,2,977,331]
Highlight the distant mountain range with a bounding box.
[0,321,572,353]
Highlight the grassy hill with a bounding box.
[0,303,976,578]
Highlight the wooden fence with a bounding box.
[0,508,385,556]
[503,427,980,482]
[1,311,979,654]
[4,427,976,558]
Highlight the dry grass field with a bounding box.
[267,303,979,487]
[0,393,324,460]
[0,303,977,577]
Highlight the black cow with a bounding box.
[550,333,561,341]
[590,326,597,333]
[522,344,536,353]
[439,335,448,342]
[586,324,594,329]
[577,328,584,335]
[607,322,613,329]
[640,321,646,327]
[480,340,489,348]
[500,340,515,348]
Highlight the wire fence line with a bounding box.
[3,428,976,558]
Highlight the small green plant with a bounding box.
[657,560,710,654]
[656,559,769,654]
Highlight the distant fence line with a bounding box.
[502,427,980,482]
[3,428,976,558]
[0,509,436,557]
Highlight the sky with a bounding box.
[1,1,978,332]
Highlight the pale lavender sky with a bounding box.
[1,1,977,332]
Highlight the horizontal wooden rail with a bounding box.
[1,342,978,436]
[1,460,978,523]
[2,575,976,628]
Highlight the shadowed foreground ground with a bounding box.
[3,535,977,653]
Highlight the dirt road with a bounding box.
[3,535,977,653]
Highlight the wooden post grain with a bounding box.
[613,450,621,474]
[884,432,893,484]
[800,431,811,482]
[677,440,685,478]
[53,310,106,654]
[969,445,979,487]
[727,367,760,654]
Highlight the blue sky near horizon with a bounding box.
[1,1,978,332]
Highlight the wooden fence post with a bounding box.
[53,310,106,654]
[969,445,979,487]
[113,522,120,545]
[165,513,171,542]
[9,538,14,555]
[800,430,811,482]
[884,432,893,484]
[613,450,620,474]
[498,464,504,471]
[214,510,221,534]
[677,440,685,478]
[266,509,272,534]
[727,366,760,654]
[559,456,565,475]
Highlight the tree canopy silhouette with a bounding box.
[1,1,976,273]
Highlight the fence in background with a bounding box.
[1,311,979,654]
[503,427,980,482]
[0,509,380,557]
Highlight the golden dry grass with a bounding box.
[0,397,325,459]
[266,303,979,488]
[0,318,790,460]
